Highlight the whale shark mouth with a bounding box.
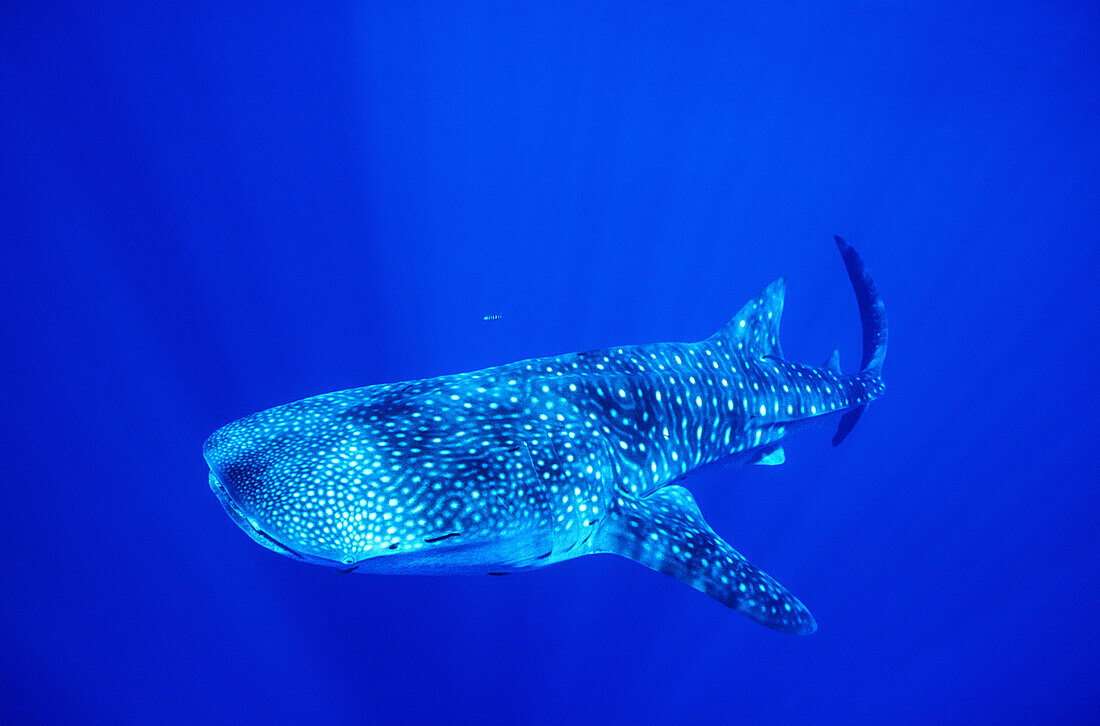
[208,472,309,561]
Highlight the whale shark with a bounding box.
[205,236,886,634]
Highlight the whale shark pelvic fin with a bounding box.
[595,485,816,634]
[749,444,785,466]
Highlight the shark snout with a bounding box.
[202,415,374,566]
[203,420,316,561]
[207,470,309,560]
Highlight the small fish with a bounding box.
[482,313,503,322]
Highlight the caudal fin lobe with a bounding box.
[832,236,888,446]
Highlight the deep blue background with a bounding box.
[2,2,1097,723]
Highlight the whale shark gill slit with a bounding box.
[424,533,461,543]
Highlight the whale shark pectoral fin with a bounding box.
[595,486,816,634]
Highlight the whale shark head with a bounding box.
[201,393,413,567]
[203,411,346,566]
[202,385,539,571]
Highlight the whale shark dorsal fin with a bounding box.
[824,349,841,374]
[709,278,785,357]
[595,485,815,634]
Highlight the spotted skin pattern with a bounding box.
[205,238,886,634]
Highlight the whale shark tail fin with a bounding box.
[595,485,816,634]
[708,277,786,358]
[832,236,888,446]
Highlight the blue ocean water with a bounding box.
[2,2,1097,723]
